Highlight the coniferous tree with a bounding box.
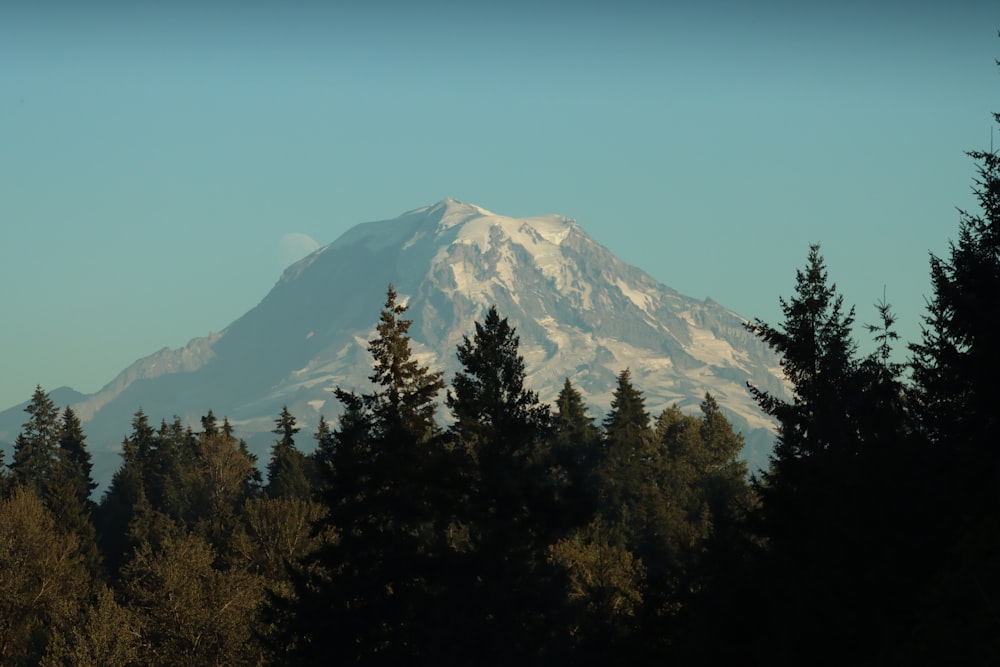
[905,108,1000,661]
[95,409,157,577]
[57,407,96,508]
[445,306,561,665]
[46,406,103,578]
[596,368,652,524]
[736,245,923,664]
[265,406,312,500]
[10,386,61,498]
[551,378,602,525]
[308,414,333,490]
[274,285,450,664]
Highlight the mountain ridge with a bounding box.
[1,199,787,484]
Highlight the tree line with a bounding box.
[0,291,749,666]
[2,91,999,667]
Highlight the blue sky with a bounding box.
[2,1,999,410]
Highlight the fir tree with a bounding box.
[744,245,859,536]
[308,414,333,490]
[10,386,61,498]
[905,107,1000,661]
[736,245,924,664]
[265,406,311,500]
[445,306,562,664]
[274,285,450,664]
[57,407,96,509]
[551,378,602,526]
[596,368,652,524]
[95,410,157,577]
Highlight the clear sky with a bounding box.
[2,1,999,410]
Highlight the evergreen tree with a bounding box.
[596,368,652,523]
[274,285,450,664]
[308,414,333,490]
[551,378,602,526]
[95,410,157,577]
[57,407,96,507]
[10,386,61,498]
[735,245,925,664]
[146,417,198,528]
[905,109,1000,661]
[743,245,861,558]
[445,306,562,664]
[47,406,103,577]
[265,406,312,500]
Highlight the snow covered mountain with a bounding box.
[1,199,787,483]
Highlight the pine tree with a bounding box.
[265,406,312,500]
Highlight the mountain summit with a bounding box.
[2,200,786,481]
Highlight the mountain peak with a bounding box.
[3,201,787,486]
[415,198,494,231]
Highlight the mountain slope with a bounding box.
[1,199,787,484]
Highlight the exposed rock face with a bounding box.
[1,199,787,484]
